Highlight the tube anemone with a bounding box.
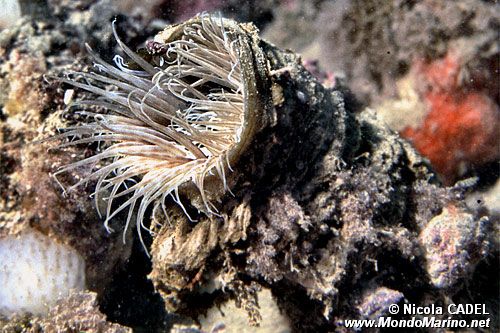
[53,14,259,249]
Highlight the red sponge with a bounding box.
[401,52,499,184]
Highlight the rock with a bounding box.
[419,205,490,289]
[357,287,404,320]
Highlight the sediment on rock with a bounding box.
[146,16,494,333]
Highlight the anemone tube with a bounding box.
[53,13,350,254]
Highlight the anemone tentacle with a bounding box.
[55,14,244,252]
